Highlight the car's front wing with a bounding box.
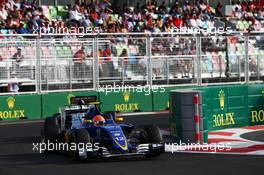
[78,143,164,159]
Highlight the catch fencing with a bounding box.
[0,32,263,94]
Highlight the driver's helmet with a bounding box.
[92,115,105,125]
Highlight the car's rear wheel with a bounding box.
[43,116,60,142]
[103,111,116,120]
[68,129,91,160]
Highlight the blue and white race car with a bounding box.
[41,96,164,160]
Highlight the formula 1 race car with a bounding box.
[41,96,164,160]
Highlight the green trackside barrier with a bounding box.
[41,91,98,118]
[98,89,153,113]
[152,86,195,111]
[0,94,41,121]
[197,85,249,131]
[248,84,264,125]
[170,83,264,143]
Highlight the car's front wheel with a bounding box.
[143,125,163,143]
[142,125,163,158]
[68,129,91,160]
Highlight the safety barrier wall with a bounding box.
[99,90,152,113]
[198,85,248,131]
[169,84,264,143]
[170,90,208,143]
[247,84,264,126]
[169,84,264,135]
[1,84,264,126]
[0,94,41,121]
[0,85,189,120]
[152,86,195,111]
[197,84,264,131]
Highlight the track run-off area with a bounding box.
[0,113,263,175]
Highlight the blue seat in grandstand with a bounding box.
[0,29,8,34]
[206,59,213,73]
[128,53,136,64]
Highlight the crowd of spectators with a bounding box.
[0,0,264,34]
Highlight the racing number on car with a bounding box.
[115,137,124,141]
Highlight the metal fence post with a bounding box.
[69,59,72,89]
[35,36,41,93]
[45,62,48,91]
[257,55,260,80]
[146,34,152,87]
[165,57,169,84]
[196,34,202,86]
[238,56,241,81]
[244,35,249,83]
[93,35,99,90]
[121,58,125,85]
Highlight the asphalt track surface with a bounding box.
[0,114,263,175]
[241,130,264,142]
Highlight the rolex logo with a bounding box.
[67,93,75,105]
[218,90,225,110]
[123,91,130,102]
[7,97,15,109]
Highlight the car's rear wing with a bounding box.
[70,96,100,105]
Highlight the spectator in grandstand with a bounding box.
[10,47,24,76]
[0,4,8,20]
[12,47,24,62]
[73,45,87,80]
[1,0,264,34]
[68,5,83,26]
[73,45,86,62]
[256,9,264,20]
[119,48,128,77]
[101,45,113,78]
[21,0,32,10]
[7,72,20,93]
[0,55,3,61]
[215,2,223,17]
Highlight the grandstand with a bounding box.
[0,0,264,93]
